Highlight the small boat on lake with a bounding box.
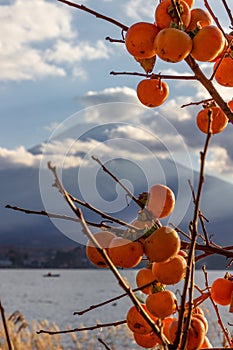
[43,272,60,278]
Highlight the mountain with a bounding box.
[1,128,233,268]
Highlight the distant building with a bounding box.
[0,259,13,267]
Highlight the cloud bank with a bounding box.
[0,0,112,81]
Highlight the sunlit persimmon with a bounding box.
[191,306,205,316]
[147,184,175,219]
[214,55,233,87]
[228,99,233,111]
[125,22,159,59]
[136,78,169,108]
[201,336,213,348]
[86,231,116,268]
[152,255,187,285]
[133,331,161,348]
[210,277,233,306]
[186,8,212,32]
[161,0,194,6]
[182,0,194,8]
[162,317,177,341]
[196,106,228,134]
[191,25,225,62]
[154,27,192,63]
[193,314,208,334]
[146,290,177,319]
[209,33,233,62]
[169,317,206,350]
[126,304,157,334]
[155,0,191,29]
[178,250,188,258]
[136,267,157,295]
[108,237,143,268]
[143,226,180,263]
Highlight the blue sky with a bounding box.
[0,0,233,185]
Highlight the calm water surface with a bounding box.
[0,269,232,348]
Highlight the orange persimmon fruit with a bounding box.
[155,0,191,29]
[161,0,194,7]
[136,267,157,295]
[214,55,233,87]
[86,231,116,268]
[152,255,187,285]
[169,317,206,350]
[193,314,208,334]
[143,226,180,263]
[210,277,233,306]
[228,99,233,111]
[126,304,157,334]
[196,106,228,134]
[186,8,212,31]
[154,27,192,63]
[191,25,225,62]
[146,290,177,319]
[146,184,175,219]
[108,237,143,268]
[162,317,177,341]
[125,22,159,59]
[133,331,161,348]
[201,336,213,348]
[134,331,161,348]
[136,78,169,108]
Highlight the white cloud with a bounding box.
[0,0,112,81]
[205,146,233,175]
[123,0,155,21]
[44,40,111,64]
[0,146,42,169]
[160,97,193,122]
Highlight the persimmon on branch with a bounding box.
[57,0,233,123]
[6,203,233,260]
[202,266,232,347]
[44,161,171,349]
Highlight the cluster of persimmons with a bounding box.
[123,0,233,136]
[86,183,233,349]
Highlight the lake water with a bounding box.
[0,269,232,349]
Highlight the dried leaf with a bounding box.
[134,55,156,73]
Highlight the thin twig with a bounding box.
[181,98,213,108]
[57,0,128,31]
[5,204,125,234]
[98,338,113,350]
[110,71,196,80]
[68,191,138,230]
[204,0,228,38]
[0,301,13,350]
[92,156,144,209]
[105,37,124,43]
[198,210,210,245]
[221,0,233,27]
[37,320,126,335]
[74,279,158,316]
[183,241,233,259]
